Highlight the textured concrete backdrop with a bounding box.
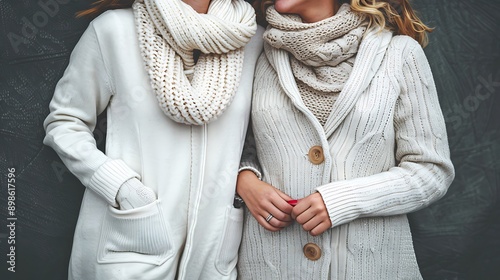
[1,0,499,279]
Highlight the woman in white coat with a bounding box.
[43,0,263,279]
[236,0,455,279]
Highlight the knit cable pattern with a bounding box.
[264,4,365,68]
[263,4,366,125]
[133,0,256,125]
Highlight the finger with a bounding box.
[293,192,327,219]
[295,207,315,225]
[252,195,289,220]
[309,221,332,236]
[301,215,324,232]
[249,197,291,226]
[268,204,293,222]
[268,216,293,228]
[273,200,294,216]
[263,203,292,223]
[256,215,284,232]
[267,193,294,220]
[262,211,294,229]
[273,189,295,214]
[275,188,293,201]
[291,200,311,220]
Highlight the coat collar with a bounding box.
[264,28,393,139]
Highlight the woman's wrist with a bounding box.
[234,170,257,208]
[236,170,259,197]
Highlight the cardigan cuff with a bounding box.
[89,159,140,207]
[238,165,262,180]
[315,182,362,227]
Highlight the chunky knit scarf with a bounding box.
[133,0,256,125]
[264,4,366,93]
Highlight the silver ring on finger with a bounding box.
[265,214,273,222]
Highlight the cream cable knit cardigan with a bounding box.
[238,28,454,279]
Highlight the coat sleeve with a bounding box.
[316,41,455,227]
[43,22,140,207]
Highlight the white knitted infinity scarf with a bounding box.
[133,0,256,125]
[264,4,366,93]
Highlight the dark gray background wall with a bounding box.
[1,0,499,279]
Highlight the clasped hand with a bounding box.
[236,171,332,236]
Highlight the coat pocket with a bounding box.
[215,205,244,275]
[97,200,174,266]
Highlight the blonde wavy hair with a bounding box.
[254,0,433,47]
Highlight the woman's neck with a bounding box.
[182,0,210,14]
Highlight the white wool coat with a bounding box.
[238,29,455,279]
[43,9,263,280]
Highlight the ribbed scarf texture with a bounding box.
[133,0,256,125]
[264,4,366,93]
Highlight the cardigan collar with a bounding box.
[264,28,393,139]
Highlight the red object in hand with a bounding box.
[287,199,298,206]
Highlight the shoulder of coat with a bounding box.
[90,8,136,40]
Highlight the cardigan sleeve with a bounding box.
[43,22,140,207]
[316,41,455,227]
[238,120,263,180]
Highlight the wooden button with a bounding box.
[303,243,321,261]
[308,146,324,164]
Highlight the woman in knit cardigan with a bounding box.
[236,0,455,278]
[43,0,263,279]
